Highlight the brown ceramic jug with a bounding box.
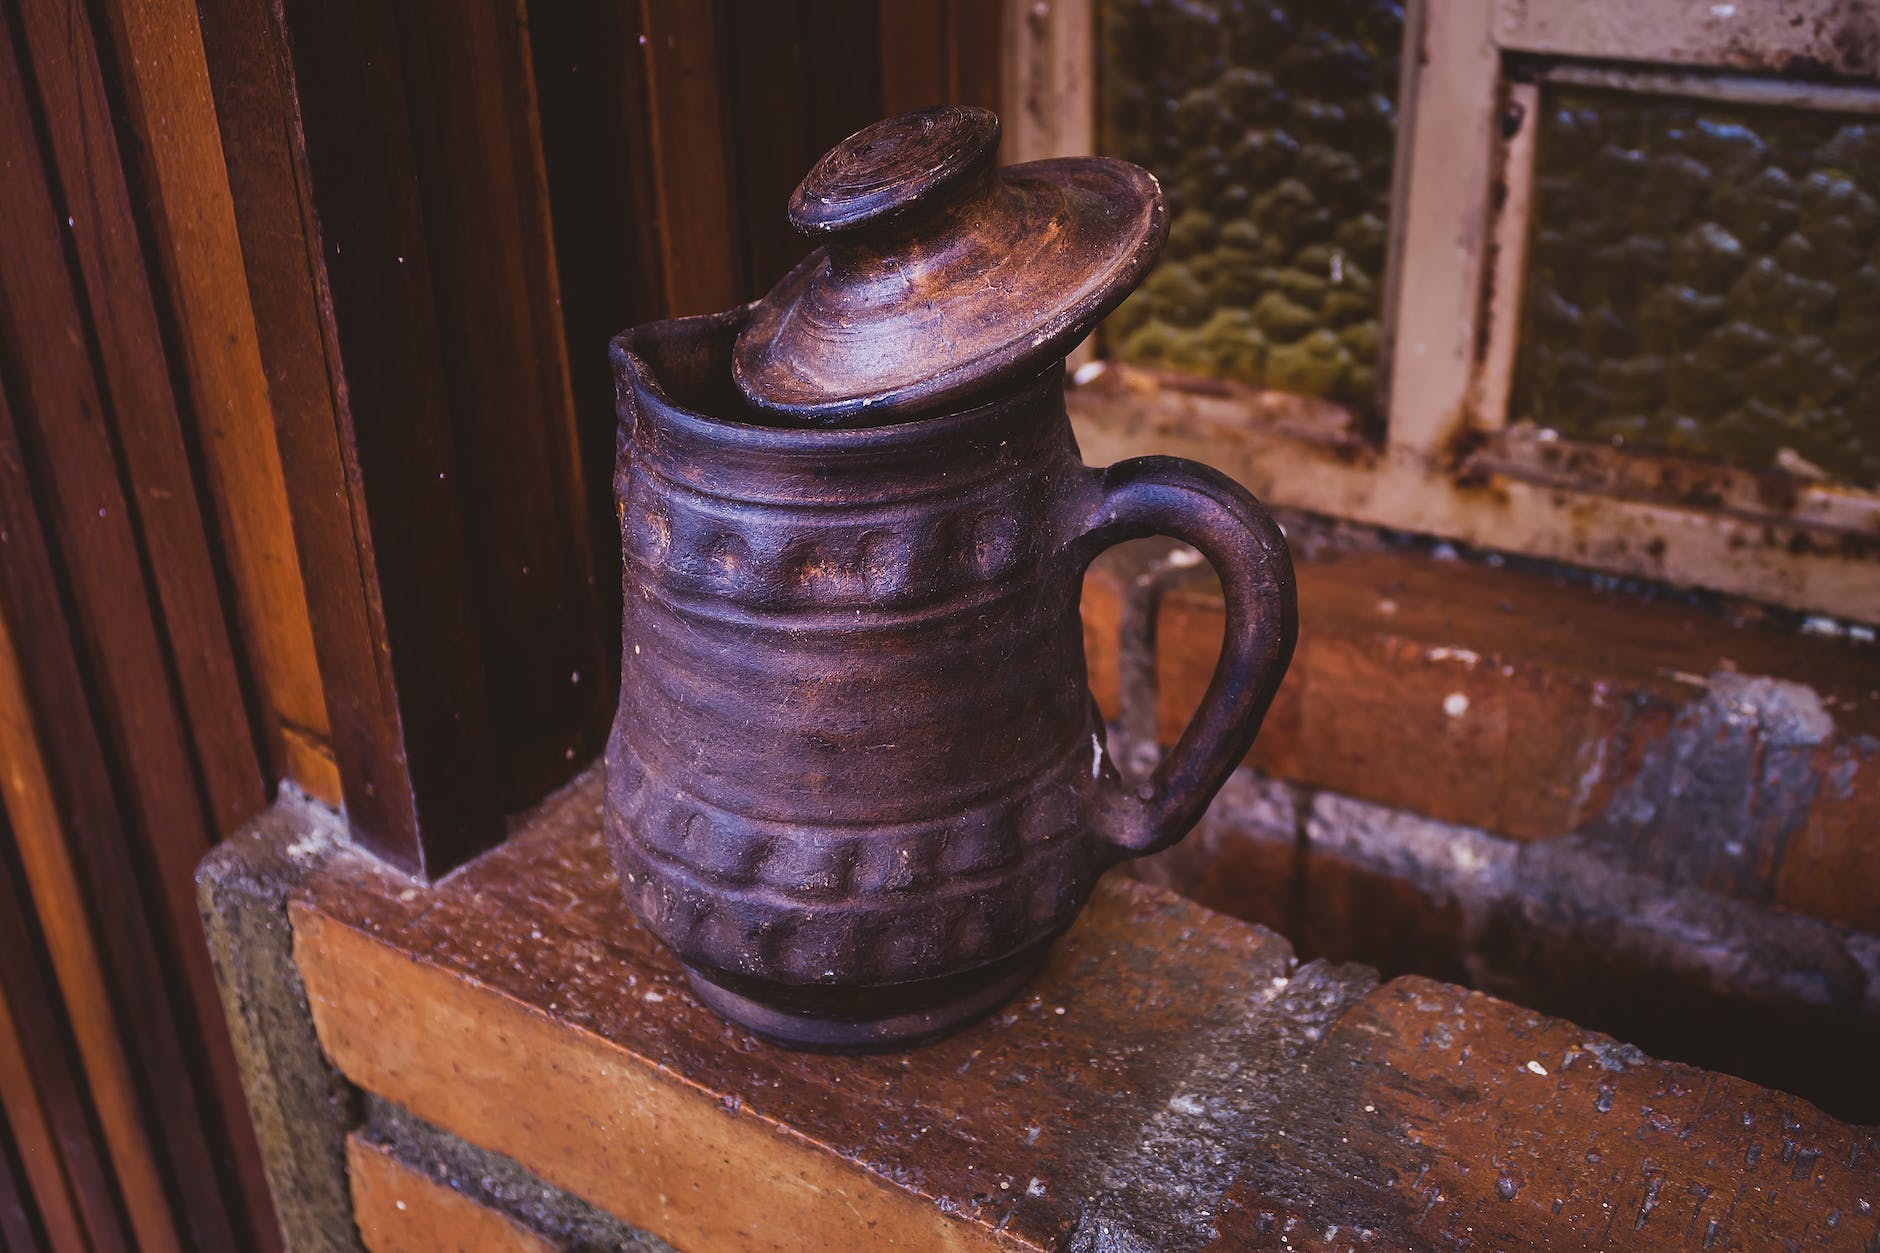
[606,107,1296,1048]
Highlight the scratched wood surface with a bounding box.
[291,769,1879,1251]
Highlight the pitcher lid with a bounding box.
[732,106,1167,425]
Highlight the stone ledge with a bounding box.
[196,789,361,1253]
[288,769,1880,1251]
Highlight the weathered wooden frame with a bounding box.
[1006,0,1880,622]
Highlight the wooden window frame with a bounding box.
[1016,0,1880,621]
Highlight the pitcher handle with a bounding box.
[1064,456,1297,856]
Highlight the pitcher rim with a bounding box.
[610,305,1063,456]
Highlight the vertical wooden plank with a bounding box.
[0,468,183,1253]
[90,0,334,807]
[1381,0,1501,456]
[3,5,288,1214]
[0,13,246,1249]
[1468,77,1539,431]
[639,0,747,314]
[0,979,88,1253]
[1000,0,1094,165]
[881,0,1002,117]
[11,0,266,837]
[725,0,884,292]
[0,826,131,1253]
[190,0,407,833]
[270,0,507,875]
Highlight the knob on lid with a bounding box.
[733,106,1167,425]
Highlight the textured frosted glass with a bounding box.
[1098,0,1403,415]
[1514,87,1880,488]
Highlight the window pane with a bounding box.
[1097,0,1404,417]
[1513,86,1880,488]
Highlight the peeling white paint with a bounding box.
[1707,671,1835,747]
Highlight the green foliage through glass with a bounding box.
[1514,87,1880,488]
[1097,0,1404,417]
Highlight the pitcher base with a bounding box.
[682,946,1051,1052]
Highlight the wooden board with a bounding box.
[93,0,331,805]
[349,1136,560,1253]
[291,769,1880,1250]
[1080,532,1880,933]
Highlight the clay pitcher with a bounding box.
[605,106,1297,1048]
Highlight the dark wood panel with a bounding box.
[0,414,209,1253]
[0,819,128,1253]
[880,0,1002,119]
[878,0,950,115]
[639,0,747,316]
[722,0,881,295]
[393,0,610,811]
[946,0,1004,114]
[804,0,885,159]
[526,0,666,698]
[202,0,625,874]
[0,1022,65,1253]
[726,1,816,295]
[265,0,507,875]
[0,1009,72,1253]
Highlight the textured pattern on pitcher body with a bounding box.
[608,320,1115,1008]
